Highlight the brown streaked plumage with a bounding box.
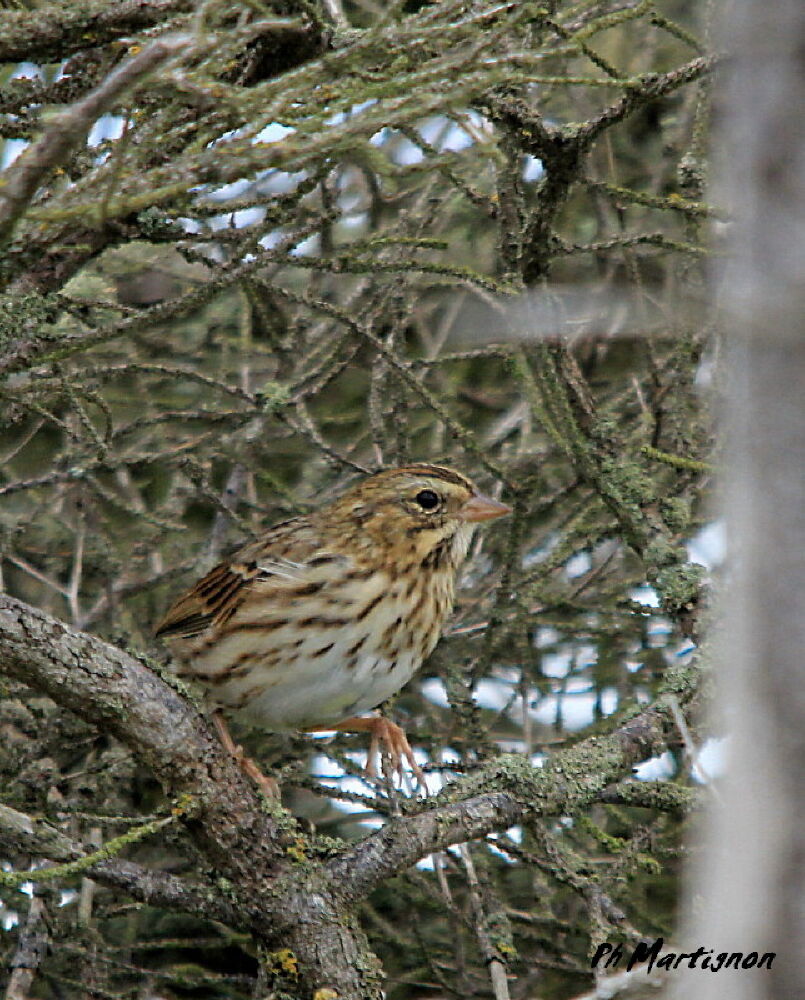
[156,464,510,790]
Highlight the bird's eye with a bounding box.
[415,489,440,511]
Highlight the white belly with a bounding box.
[178,568,448,730]
[238,646,421,730]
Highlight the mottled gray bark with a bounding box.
[0,593,690,997]
[0,0,194,62]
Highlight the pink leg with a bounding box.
[212,710,279,798]
[309,714,426,788]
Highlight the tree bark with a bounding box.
[0,593,693,997]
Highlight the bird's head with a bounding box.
[323,464,511,571]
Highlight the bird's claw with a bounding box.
[234,747,280,799]
[364,717,428,794]
[212,710,279,798]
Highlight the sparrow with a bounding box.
[156,464,510,792]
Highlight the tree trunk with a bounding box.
[680,2,805,997]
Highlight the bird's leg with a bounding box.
[211,710,279,798]
[308,714,427,789]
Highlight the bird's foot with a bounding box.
[364,716,425,787]
[231,748,280,798]
[311,714,427,792]
[211,710,279,798]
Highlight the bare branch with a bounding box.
[578,56,717,145]
[0,595,291,877]
[0,802,240,926]
[0,0,193,63]
[0,36,193,248]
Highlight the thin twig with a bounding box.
[0,35,195,246]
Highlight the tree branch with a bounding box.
[513,347,706,636]
[484,54,715,282]
[0,595,292,878]
[0,802,241,926]
[0,594,389,996]
[0,0,193,63]
[0,36,193,249]
[578,56,717,145]
[5,892,48,1000]
[329,699,684,901]
[0,594,699,997]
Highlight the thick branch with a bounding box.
[330,791,521,902]
[0,595,291,879]
[0,0,193,63]
[0,593,697,998]
[329,702,679,901]
[89,858,240,922]
[0,595,389,996]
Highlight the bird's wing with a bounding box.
[154,516,344,641]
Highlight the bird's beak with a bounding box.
[458,492,512,523]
